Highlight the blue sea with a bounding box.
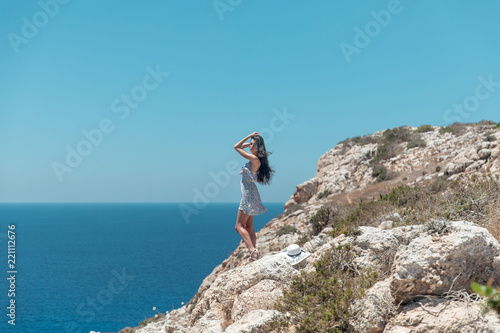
[0,203,284,333]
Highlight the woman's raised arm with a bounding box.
[234,132,259,161]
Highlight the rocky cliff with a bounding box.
[120,121,500,333]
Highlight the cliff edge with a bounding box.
[120,121,500,333]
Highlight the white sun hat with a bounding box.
[285,244,310,266]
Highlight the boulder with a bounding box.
[391,221,500,303]
[284,178,318,209]
[225,310,282,333]
[349,278,397,333]
[352,226,401,274]
[478,148,492,160]
[189,254,298,331]
[384,297,500,333]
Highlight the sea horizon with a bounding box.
[0,202,285,332]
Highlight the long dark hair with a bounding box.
[251,135,274,185]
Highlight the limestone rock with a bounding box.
[492,149,500,159]
[352,226,400,273]
[189,254,298,331]
[378,220,393,230]
[231,279,282,323]
[349,278,397,333]
[284,178,318,209]
[384,297,500,333]
[479,148,492,160]
[391,221,500,303]
[225,310,282,333]
[445,153,474,174]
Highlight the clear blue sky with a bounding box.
[1,0,500,203]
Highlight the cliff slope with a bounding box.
[121,121,500,333]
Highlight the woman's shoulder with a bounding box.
[248,160,260,173]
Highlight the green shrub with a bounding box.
[381,184,425,207]
[370,142,402,164]
[439,122,467,136]
[478,120,496,126]
[270,245,377,333]
[139,313,164,327]
[339,135,381,154]
[429,176,449,194]
[414,124,434,133]
[317,189,332,199]
[340,135,380,147]
[310,204,340,236]
[372,164,387,181]
[297,233,310,246]
[407,138,426,149]
[383,126,412,143]
[371,164,397,182]
[276,225,299,237]
[367,126,427,164]
[471,281,500,318]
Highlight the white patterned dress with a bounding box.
[238,161,268,215]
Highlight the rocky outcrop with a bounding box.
[133,220,500,332]
[391,221,500,304]
[284,178,318,210]
[384,298,500,333]
[127,122,500,333]
[347,221,500,332]
[285,123,500,209]
[188,254,297,331]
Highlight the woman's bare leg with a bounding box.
[235,209,256,252]
[246,215,257,249]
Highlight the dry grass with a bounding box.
[307,174,500,243]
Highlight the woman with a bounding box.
[233,132,274,262]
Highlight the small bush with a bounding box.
[407,138,426,149]
[297,233,310,246]
[471,280,500,318]
[478,120,496,126]
[383,126,412,143]
[371,142,402,164]
[339,135,381,154]
[270,245,377,333]
[371,164,397,182]
[429,176,449,194]
[317,189,332,199]
[340,135,380,147]
[310,204,340,236]
[415,124,434,133]
[276,225,299,237]
[368,126,426,164]
[381,184,425,207]
[439,122,467,136]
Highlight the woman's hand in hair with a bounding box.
[250,131,260,137]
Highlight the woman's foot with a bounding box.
[248,248,260,262]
